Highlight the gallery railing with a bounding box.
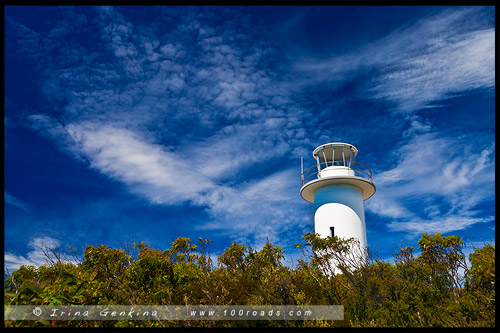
[301,160,373,186]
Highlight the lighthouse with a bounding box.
[300,142,375,253]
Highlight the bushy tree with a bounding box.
[4,233,495,328]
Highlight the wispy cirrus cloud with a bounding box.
[366,121,495,236]
[5,192,30,211]
[370,27,494,112]
[63,122,215,204]
[295,7,494,113]
[387,216,493,236]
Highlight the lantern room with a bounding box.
[300,142,375,203]
[313,142,357,178]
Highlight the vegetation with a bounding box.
[4,233,495,328]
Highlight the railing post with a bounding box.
[322,150,328,167]
[332,145,335,165]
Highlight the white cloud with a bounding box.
[366,130,495,235]
[159,43,179,58]
[194,167,307,247]
[373,132,494,197]
[295,7,494,113]
[241,168,298,202]
[64,122,216,204]
[370,27,494,112]
[365,197,414,220]
[5,192,29,211]
[5,237,64,271]
[26,114,68,140]
[388,216,493,237]
[184,123,291,181]
[28,236,61,249]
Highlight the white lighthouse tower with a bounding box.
[300,142,375,254]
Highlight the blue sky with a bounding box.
[4,6,495,271]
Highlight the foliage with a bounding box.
[4,233,495,328]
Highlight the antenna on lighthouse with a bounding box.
[300,156,304,183]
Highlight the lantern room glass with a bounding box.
[316,144,356,169]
